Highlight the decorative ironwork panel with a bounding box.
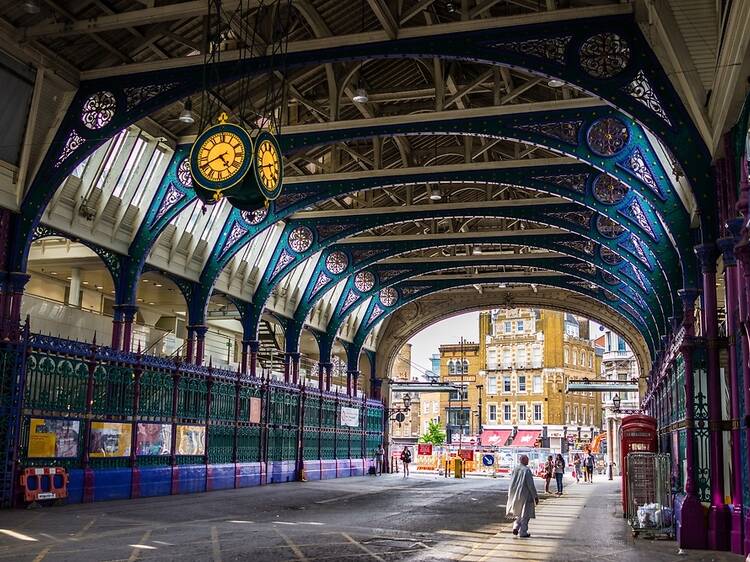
[236,425,261,462]
[81,91,116,130]
[210,381,236,421]
[491,36,572,64]
[579,33,630,78]
[586,117,629,157]
[325,251,348,274]
[91,364,134,416]
[624,70,672,126]
[207,424,234,463]
[177,378,208,420]
[593,174,628,204]
[24,353,87,413]
[692,348,710,503]
[139,370,174,418]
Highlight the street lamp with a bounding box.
[612,393,621,412]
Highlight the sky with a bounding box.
[407,311,480,378]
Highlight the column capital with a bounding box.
[694,243,718,273]
[116,304,139,320]
[726,217,743,238]
[717,237,738,266]
[7,272,30,292]
[735,240,750,269]
[678,287,701,308]
[244,339,260,353]
[286,351,301,360]
[190,325,209,337]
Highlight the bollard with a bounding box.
[608,462,613,481]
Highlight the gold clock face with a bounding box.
[256,139,281,192]
[195,132,246,185]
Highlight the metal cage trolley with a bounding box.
[624,452,673,538]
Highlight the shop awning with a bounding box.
[480,429,511,447]
[510,429,541,447]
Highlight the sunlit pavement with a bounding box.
[0,474,744,561]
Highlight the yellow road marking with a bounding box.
[127,530,152,562]
[274,529,308,561]
[341,533,385,561]
[210,526,222,562]
[31,546,52,562]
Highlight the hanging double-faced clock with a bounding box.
[253,130,284,201]
[189,113,254,201]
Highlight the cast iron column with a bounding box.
[735,240,750,554]
[194,325,208,366]
[677,288,707,549]
[185,326,195,364]
[719,234,745,553]
[695,243,729,551]
[289,352,301,385]
[248,340,260,378]
[111,305,123,350]
[120,304,138,353]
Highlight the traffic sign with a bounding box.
[482,454,494,467]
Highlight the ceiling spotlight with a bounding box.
[429,187,442,201]
[474,246,482,255]
[445,1,458,14]
[155,283,163,287]
[178,98,195,124]
[50,272,57,275]
[352,88,369,104]
[547,78,565,88]
[22,0,40,14]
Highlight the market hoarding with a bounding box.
[28,418,80,458]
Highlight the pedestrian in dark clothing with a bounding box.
[544,455,554,494]
[554,454,566,496]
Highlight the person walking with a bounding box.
[400,447,412,477]
[585,451,595,483]
[573,453,582,483]
[543,455,554,494]
[554,453,566,496]
[506,454,539,538]
[375,444,385,475]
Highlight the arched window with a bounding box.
[572,350,578,366]
[448,360,456,374]
[531,345,542,368]
[462,359,469,374]
[564,347,569,364]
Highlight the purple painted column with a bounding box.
[349,370,360,398]
[719,235,745,553]
[735,241,750,555]
[240,339,249,375]
[120,304,138,353]
[248,340,260,379]
[111,305,123,350]
[677,288,708,549]
[318,362,325,391]
[288,352,301,385]
[323,362,333,392]
[194,325,208,366]
[185,327,195,364]
[695,243,730,551]
[283,353,292,384]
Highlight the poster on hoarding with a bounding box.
[175,425,205,455]
[89,421,132,457]
[417,443,432,456]
[458,449,474,461]
[340,406,360,428]
[136,423,172,456]
[249,397,262,424]
[28,418,80,458]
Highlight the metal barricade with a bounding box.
[624,452,673,538]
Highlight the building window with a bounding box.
[518,375,526,393]
[532,345,542,368]
[518,403,527,422]
[488,404,497,422]
[517,320,524,332]
[462,359,469,374]
[447,408,470,435]
[449,384,469,401]
[532,375,542,394]
[516,345,526,367]
[502,349,511,369]
[505,321,512,333]
[503,375,511,393]
[433,402,439,414]
[582,407,587,425]
[487,376,497,395]
[565,404,570,423]
[573,350,577,366]
[503,403,512,422]
[573,405,579,423]
[487,349,497,370]
[448,360,456,374]
[533,403,542,422]
[564,347,569,364]
[589,353,593,368]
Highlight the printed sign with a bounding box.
[458,449,474,461]
[340,406,360,428]
[136,423,172,456]
[28,418,80,458]
[89,421,132,457]
[175,425,206,455]
[417,443,433,456]
[249,397,262,424]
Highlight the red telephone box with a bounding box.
[619,414,658,514]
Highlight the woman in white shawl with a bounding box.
[506,454,539,538]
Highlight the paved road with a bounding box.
[0,473,522,561]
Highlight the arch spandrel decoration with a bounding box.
[253,200,672,340]
[14,10,709,279]
[338,275,654,373]
[318,256,657,359]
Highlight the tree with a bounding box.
[419,420,446,445]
